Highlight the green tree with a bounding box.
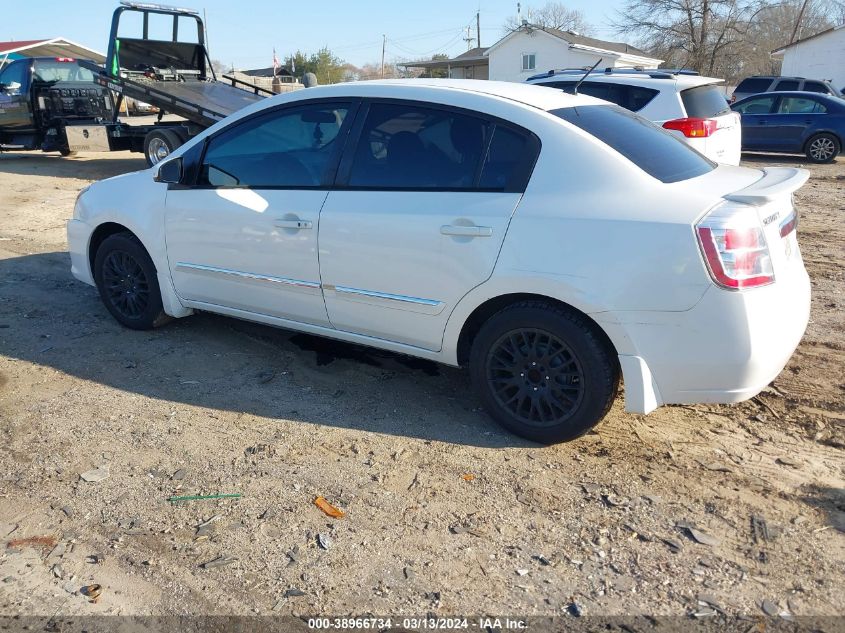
[420,53,450,79]
[285,47,347,85]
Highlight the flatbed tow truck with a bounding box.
[2,1,274,165]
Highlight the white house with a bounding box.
[771,24,845,93]
[485,24,663,83]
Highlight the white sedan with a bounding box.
[67,79,810,444]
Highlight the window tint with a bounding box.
[736,77,773,94]
[778,97,826,114]
[681,84,730,117]
[774,80,799,91]
[348,103,487,189]
[543,81,657,112]
[346,103,538,191]
[199,103,350,188]
[734,96,776,115]
[803,81,830,94]
[552,105,715,184]
[478,125,537,190]
[32,61,95,83]
[0,61,28,94]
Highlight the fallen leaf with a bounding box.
[462,473,475,481]
[314,496,345,519]
[6,535,57,551]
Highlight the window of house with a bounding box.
[522,53,536,71]
[198,102,350,188]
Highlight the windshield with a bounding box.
[552,104,716,184]
[32,61,96,83]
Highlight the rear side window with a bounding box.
[736,78,773,94]
[778,97,827,114]
[681,84,730,118]
[543,81,658,112]
[552,105,715,183]
[199,102,350,188]
[345,102,538,191]
[774,80,799,91]
[803,81,830,94]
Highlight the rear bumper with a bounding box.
[67,218,94,286]
[607,267,810,412]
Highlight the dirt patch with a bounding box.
[0,150,842,619]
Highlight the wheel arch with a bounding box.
[88,222,139,274]
[803,129,842,151]
[454,292,619,367]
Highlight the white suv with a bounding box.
[527,68,742,165]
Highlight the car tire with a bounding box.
[143,129,183,167]
[804,133,840,163]
[469,301,619,444]
[94,233,170,330]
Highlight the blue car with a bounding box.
[731,91,845,163]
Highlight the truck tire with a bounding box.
[143,129,183,167]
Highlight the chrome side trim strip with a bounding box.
[334,285,442,307]
[333,285,445,315]
[175,262,320,289]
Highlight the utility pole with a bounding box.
[381,34,386,78]
[476,11,481,48]
[463,26,474,51]
[789,0,809,44]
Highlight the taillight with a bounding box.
[663,117,718,138]
[696,205,775,290]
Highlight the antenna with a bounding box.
[573,57,602,95]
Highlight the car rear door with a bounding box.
[317,100,539,351]
[767,96,828,151]
[164,100,355,326]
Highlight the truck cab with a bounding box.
[0,57,114,154]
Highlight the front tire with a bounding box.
[469,302,619,444]
[805,133,840,163]
[94,233,169,330]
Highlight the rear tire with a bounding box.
[469,301,619,444]
[143,129,183,167]
[94,233,170,330]
[804,133,839,163]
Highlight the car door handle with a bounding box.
[274,219,313,230]
[440,225,493,237]
[758,120,767,125]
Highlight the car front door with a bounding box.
[317,100,539,351]
[734,95,777,149]
[0,60,34,133]
[164,100,355,326]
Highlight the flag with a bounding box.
[272,48,280,75]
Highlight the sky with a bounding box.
[2,0,623,69]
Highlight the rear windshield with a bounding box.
[32,61,96,83]
[552,105,715,184]
[681,84,730,117]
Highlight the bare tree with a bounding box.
[504,2,593,34]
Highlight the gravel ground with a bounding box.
[0,149,842,622]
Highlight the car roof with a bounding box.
[264,78,608,112]
[732,91,845,107]
[528,72,722,89]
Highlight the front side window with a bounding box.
[522,53,536,71]
[345,102,539,192]
[778,97,826,114]
[198,102,350,188]
[0,61,28,94]
[734,96,776,115]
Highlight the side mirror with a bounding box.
[155,157,183,184]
